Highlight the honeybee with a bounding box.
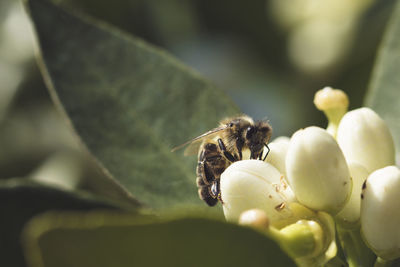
[172,115,272,206]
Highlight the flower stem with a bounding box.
[313,87,349,138]
[336,224,375,267]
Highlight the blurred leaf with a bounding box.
[0,178,130,267]
[0,102,73,178]
[365,0,400,154]
[25,0,239,210]
[23,211,295,267]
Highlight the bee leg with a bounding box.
[262,143,270,161]
[236,138,244,160]
[217,138,236,163]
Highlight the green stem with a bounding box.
[336,225,375,267]
[324,108,346,138]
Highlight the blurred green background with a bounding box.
[0,0,395,190]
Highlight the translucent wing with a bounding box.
[182,139,204,156]
[171,125,228,156]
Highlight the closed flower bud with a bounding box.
[314,87,349,138]
[314,87,349,112]
[220,160,295,223]
[239,209,270,230]
[361,166,400,260]
[336,162,369,224]
[337,107,395,173]
[278,212,337,266]
[286,126,351,214]
[265,136,290,177]
[279,220,324,260]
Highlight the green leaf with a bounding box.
[23,211,295,267]
[25,0,240,210]
[0,178,127,267]
[365,0,400,154]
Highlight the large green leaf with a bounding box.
[0,178,128,267]
[25,0,240,210]
[23,211,295,267]
[365,0,400,154]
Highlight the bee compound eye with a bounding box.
[261,126,271,133]
[246,126,255,139]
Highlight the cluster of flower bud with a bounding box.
[220,87,399,262]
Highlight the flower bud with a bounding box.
[361,166,400,260]
[279,220,323,259]
[239,209,270,230]
[220,160,295,223]
[286,126,351,214]
[336,162,369,225]
[337,107,395,173]
[313,87,349,137]
[265,136,290,177]
[278,213,337,266]
[314,87,349,112]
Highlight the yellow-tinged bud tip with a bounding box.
[314,87,349,111]
[239,209,270,230]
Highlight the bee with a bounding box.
[172,115,272,206]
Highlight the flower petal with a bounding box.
[286,126,351,214]
[336,162,369,224]
[220,160,295,222]
[265,136,290,176]
[361,166,400,260]
[337,107,395,173]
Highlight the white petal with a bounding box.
[337,107,395,173]
[336,162,369,224]
[239,209,270,229]
[265,136,290,176]
[286,126,351,214]
[361,166,400,260]
[220,160,295,223]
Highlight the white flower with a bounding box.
[314,87,349,138]
[286,126,351,214]
[314,87,349,112]
[239,209,270,229]
[238,207,337,266]
[336,162,369,224]
[361,166,400,260]
[337,107,395,173]
[265,136,290,177]
[220,160,295,223]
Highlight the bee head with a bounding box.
[245,121,272,159]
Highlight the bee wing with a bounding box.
[171,125,228,155]
[183,139,204,156]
